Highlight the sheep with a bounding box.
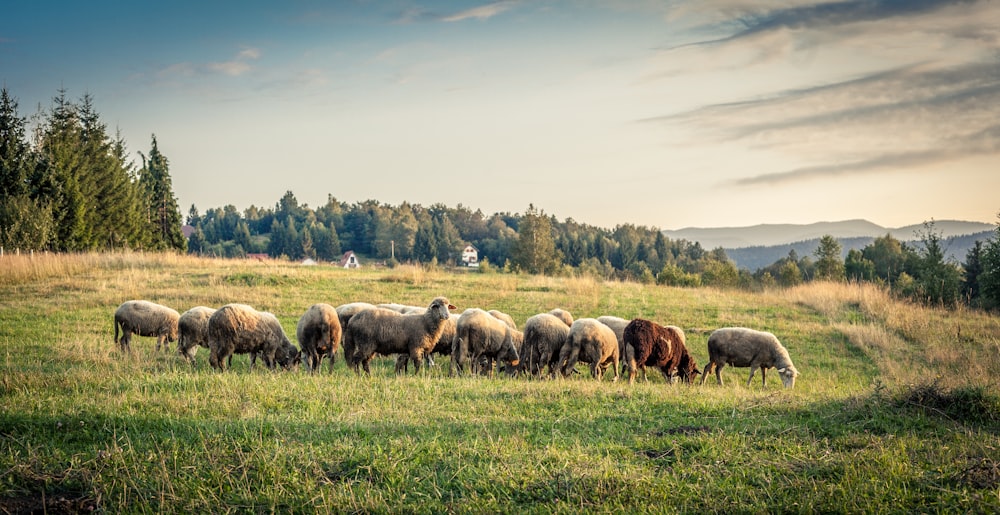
[548,308,574,327]
[521,312,572,378]
[394,313,457,374]
[177,306,216,363]
[558,318,620,381]
[701,327,799,388]
[113,300,180,353]
[451,308,522,377]
[622,319,700,385]
[377,303,426,315]
[336,302,376,362]
[345,296,456,376]
[597,315,629,372]
[297,303,342,373]
[487,309,517,330]
[208,304,299,372]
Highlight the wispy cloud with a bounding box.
[673,0,982,49]
[158,47,262,80]
[441,1,517,22]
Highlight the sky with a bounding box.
[2,0,998,230]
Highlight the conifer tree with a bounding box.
[813,235,845,281]
[139,135,186,251]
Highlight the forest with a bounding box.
[3,88,1000,310]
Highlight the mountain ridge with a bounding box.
[663,219,994,250]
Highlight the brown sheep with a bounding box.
[345,297,456,376]
[113,300,180,353]
[623,319,700,384]
[558,318,620,381]
[297,303,342,373]
[208,304,298,371]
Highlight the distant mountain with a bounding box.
[663,220,994,250]
[724,231,994,271]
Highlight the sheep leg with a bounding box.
[120,331,132,353]
[394,355,409,375]
[760,367,767,387]
[714,362,725,386]
[700,362,713,385]
[409,349,424,375]
[746,365,758,387]
[361,354,374,376]
[561,346,580,378]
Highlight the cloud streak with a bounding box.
[675,0,982,49]
[440,1,517,22]
[158,47,262,80]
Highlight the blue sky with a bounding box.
[3,1,998,229]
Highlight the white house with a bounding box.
[339,251,361,269]
[461,245,479,267]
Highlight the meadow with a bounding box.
[1,252,998,513]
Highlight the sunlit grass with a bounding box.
[0,253,997,512]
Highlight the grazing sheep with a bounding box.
[345,297,456,376]
[336,302,376,362]
[701,327,799,388]
[597,315,629,372]
[558,318,620,381]
[622,319,700,384]
[521,312,572,378]
[113,300,180,353]
[451,308,522,377]
[487,309,517,330]
[177,306,216,363]
[548,308,574,327]
[208,304,298,371]
[297,303,342,373]
[663,326,700,384]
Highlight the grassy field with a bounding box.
[1,252,998,513]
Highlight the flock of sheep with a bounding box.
[112,297,800,388]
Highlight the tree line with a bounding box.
[3,87,998,311]
[0,88,185,252]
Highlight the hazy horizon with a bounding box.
[3,1,998,230]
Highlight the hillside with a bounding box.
[663,219,994,250]
[725,230,995,271]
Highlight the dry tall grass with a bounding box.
[781,281,1000,388]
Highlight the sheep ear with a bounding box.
[778,368,787,374]
[447,304,457,310]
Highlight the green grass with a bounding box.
[1,253,998,513]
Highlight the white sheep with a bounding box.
[297,303,342,373]
[208,304,299,371]
[701,327,799,388]
[345,297,456,376]
[113,300,180,353]
[177,306,216,363]
[558,318,620,381]
[521,312,572,378]
[451,308,522,377]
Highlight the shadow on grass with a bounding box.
[1,381,997,512]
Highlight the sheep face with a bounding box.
[778,366,799,388]
[428,297,456,320]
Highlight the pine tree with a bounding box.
[979,214,1000,310]
[0,88,55,250]
[139,135,186,251]
[813,235,845,281]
